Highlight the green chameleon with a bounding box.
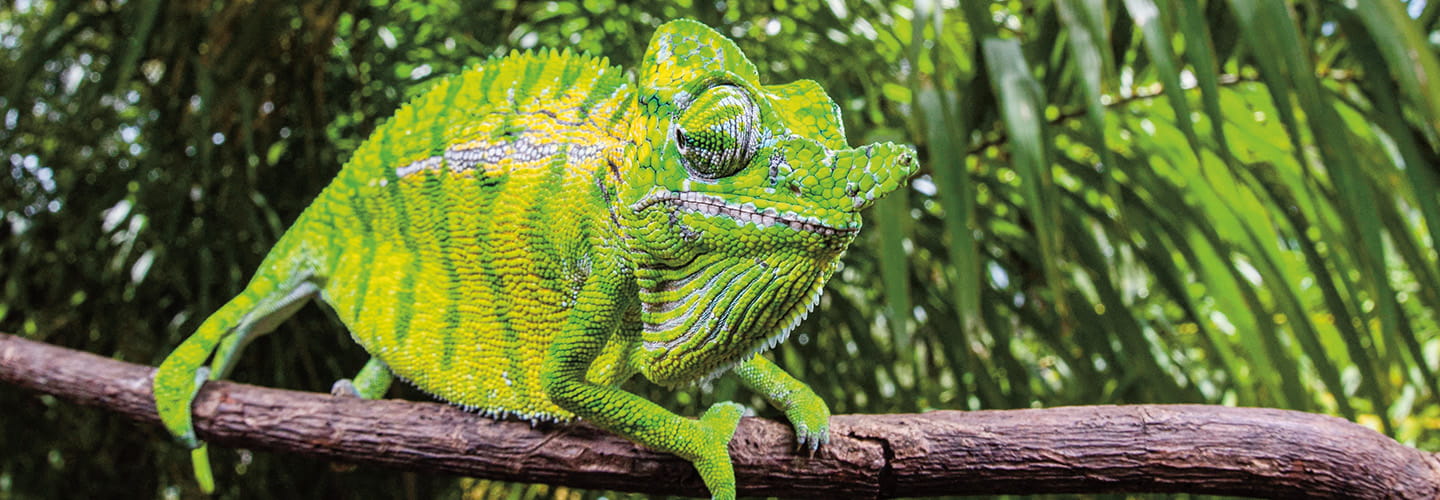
[154,19,914,499]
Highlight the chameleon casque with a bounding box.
[154,19,915,498]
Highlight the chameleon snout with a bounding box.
[833,142,917,212]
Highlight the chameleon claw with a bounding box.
[790,421,830,457]
[330,379,360,398]
[813,428,829,452]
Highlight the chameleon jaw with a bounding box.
[629,190,860,237]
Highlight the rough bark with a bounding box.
[2,332,1436,498]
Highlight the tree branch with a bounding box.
[1,332,1435,498]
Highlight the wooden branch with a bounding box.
[2,332,1436,498]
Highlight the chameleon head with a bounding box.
[618,20,917,386]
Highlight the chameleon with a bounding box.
[153,19,915,499]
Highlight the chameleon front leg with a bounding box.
[732,355,830,452]
[541,283,744,500]
[331,356,394,399]
[153,272,322,493]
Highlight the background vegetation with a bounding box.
[3,0,1439,498]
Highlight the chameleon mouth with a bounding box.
[630,191,858,237]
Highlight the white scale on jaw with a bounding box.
[630,190,860,236]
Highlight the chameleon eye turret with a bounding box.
[675,84,760,180]
[154,18,913,499]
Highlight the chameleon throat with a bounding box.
[683,272,826,388]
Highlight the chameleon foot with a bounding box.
[330,357,392,399]
[783,391,830,455]
[731,356,830,455]
[330,379,361,397]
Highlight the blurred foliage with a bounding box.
[3,0,1439,498]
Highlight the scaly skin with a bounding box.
[153,19,915,498]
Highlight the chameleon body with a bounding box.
[154,19,914,498]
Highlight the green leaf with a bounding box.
[982,37,1066,320]
[1346,1,1440,148]
[1056,0,1124,228]
[1174,0,1235,165]
[1123,0,1203,162]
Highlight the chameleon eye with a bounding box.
[674,85,760,179]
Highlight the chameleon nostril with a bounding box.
[789,181,803,195]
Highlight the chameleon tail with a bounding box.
[191,446,215,493]
[153,213,330,492]
[153,273,322,443]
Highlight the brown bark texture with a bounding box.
[1,332,1437,498]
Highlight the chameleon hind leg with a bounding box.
[153,272,322,492]
[733,355,830,452]
[330,357,394,399]
[542,281,744,500]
